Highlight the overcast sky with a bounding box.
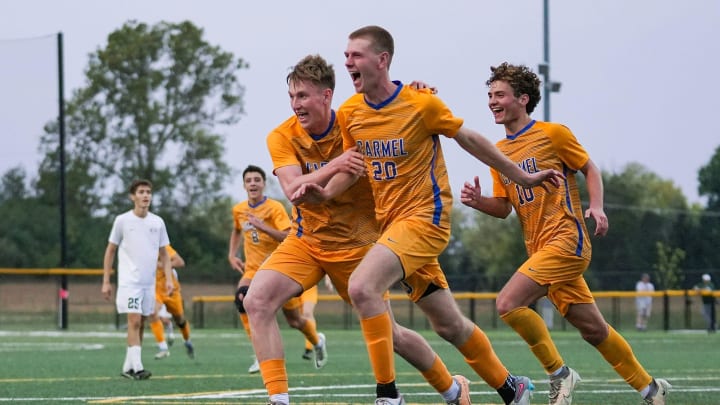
[1,0,718,204]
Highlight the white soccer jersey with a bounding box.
[108,210,170,287]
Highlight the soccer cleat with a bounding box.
[447,374,471,405]
[314,332,327,369]
[511,376,534,405]
[132,369,152,380]
[375,395,406,405]
[167,334,175,347]
[184,341,195,359]
[548,367,581,405]
[643,378,671,405]
[302,348,313,360]
[154,349,171,360]
[248,357,260,374]
[120,369,135,379]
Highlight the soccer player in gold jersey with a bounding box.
[460,62,670,405]
[245,54,508,405]
[149,245,194,360]
[291,26,563,405]
[229,165,325,374]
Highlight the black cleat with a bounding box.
[302,348,313,360]
[185,341,195,359]
[132,369,152,380]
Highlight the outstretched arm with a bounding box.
[454,126,564,189]
[580,158,608,236]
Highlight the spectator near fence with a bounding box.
[694,274,716,333]
[635,273,654,331]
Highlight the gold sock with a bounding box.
[596,325,653,390]
[501,307,564,373]
[150,319,165,344]
[259,359,288,395]
[420,355,454,393]
[360,311,395,384]
[299,319,319,346]
[458,326,508,388]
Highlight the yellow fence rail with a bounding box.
[191,290,720,330]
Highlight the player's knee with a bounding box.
[235,285,250,313]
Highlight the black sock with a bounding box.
[497,374,516,405]
[376,381,399,399]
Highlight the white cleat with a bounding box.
[314,332,328,369]
[548,367,581,405]
[375,395,405,405]
[643,378,671,405]
[154,350,170,360]
[248,357,260,374]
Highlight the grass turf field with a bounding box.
[0,327,717,404]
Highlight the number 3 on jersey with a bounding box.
[515,184,535,205]
[372,161,397,181]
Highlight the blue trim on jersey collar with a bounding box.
[365,80,403,110]
[248,196,267,208]
[310,110,336,141]
[505,120,536,140]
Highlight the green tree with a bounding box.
[653,241,685,289]
[442,204,524,291]
[699,145,720,210]
[21,20,249,275]
[579,162,690,288]
[38,20,248,217]
[0,168,59,267]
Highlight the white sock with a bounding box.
[158,341,169,351]
[122,347,132,372]
[639,382,652,398]
[129,345,143,371]
[269,393,289,405]
[441,379,460,401]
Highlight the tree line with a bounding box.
[1,21,719,290]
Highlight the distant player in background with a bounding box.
[460,62,670,404]
[102,179,172,380]
[635,273,655,331]
[150,245,194,360]
[694,273,716,333]
[228,165,325,374]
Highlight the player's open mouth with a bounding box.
[350,72,361,81]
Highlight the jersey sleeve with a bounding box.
[271,201,291,231]
[547,125,589,171]
[108,215,122,245]
[420,93,464,138]
[267,128,301,172]
[490,167,509,198]
[165,244,177,258]
[158,218,170,247]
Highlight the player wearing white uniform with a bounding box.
[102,179,173,380]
